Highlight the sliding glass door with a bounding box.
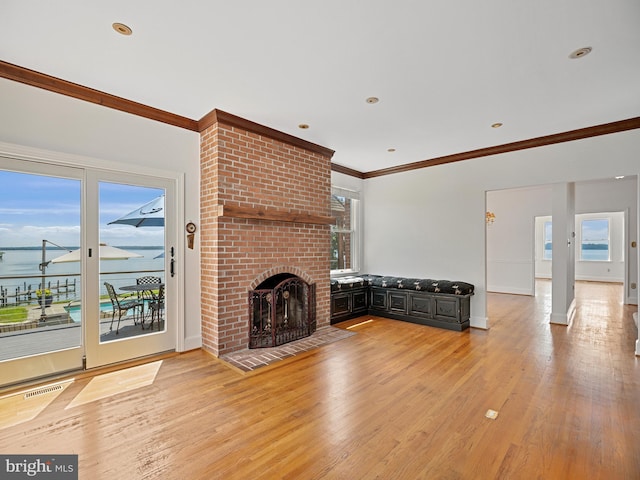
[0,159,84,386]
[0,158,177,385]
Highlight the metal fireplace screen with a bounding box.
[249,276,316,348]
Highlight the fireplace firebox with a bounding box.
[249,274,316,348]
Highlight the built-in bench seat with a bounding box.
[330,274,474,331]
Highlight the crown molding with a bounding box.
[2,61,637,178]
[0,60,199,131]
[330,163,365,179]
[363,117,640,179]
[198,109,335,158]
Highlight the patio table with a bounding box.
[120,283,163,328]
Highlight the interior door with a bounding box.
[84,171,177,369]
[0,158,84,386]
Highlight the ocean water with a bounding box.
[544,245,609,261]
[580,249,609,261]
[0,247,164,300]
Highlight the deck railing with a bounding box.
[0,270,163,308]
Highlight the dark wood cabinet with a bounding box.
[330,287,368,324]
[366,287,471,331]
[330,278,472,331]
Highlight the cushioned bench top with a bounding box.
[330,276,368,291]
[330,275,474,295]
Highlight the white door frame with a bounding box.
[0,142,184,385]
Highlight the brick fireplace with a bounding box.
[199,110,334,356]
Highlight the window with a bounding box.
[331,188,359,273]
[580,218,610,261]
[543,221,552,260]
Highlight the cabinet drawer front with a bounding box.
[389,292,408,313]
[410,294,433,317]
[332,293,351,315]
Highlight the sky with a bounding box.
[0,170,164,248]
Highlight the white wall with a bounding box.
[0,78,203,350]
[363,130,640,329]
[487,178,636,295]
[487,185,552,295]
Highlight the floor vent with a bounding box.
[24,384,64,399]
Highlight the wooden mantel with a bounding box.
[215,204,335,225]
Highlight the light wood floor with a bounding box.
[1,281,638,479]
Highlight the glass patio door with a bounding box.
[0,159,177,386]
[83,172,176,369]
[0,158,84,387]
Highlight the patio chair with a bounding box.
[136,276,162,325]
[147,284,165,331]
[136,276,161,286]
[104,282,143,334]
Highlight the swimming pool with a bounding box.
[65,300,151,323]
[65,302,113,323]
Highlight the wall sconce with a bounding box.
[485,211,496,225]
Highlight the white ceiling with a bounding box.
[1,1,639,173]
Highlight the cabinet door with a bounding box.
[331,293,351,317]
[389,291,408,314]
[352,290,368,312]
[370,288,387,310]
[434,296,460,322]
[409,293,433,318]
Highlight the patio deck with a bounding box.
[0,305,163,362]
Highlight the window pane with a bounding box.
[0,170,81,361]
[331,195,357,270]
[99,183,166,342]
[543,221,552,260]
[581,219,609,261]
[331,232,352,270]
[331,195,351,230]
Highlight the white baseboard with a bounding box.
[550,313,568,325]
[575,275,624,283]
[182,335,202,352]
[487,285,534,296]
[550,299,576,326]
[470,316,489,330]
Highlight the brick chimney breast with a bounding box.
[199,111,334,356]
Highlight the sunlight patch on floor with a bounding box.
[347,319,374,329]
[66,361,162,409]
[0,379,73,430]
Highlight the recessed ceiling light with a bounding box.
[569,47,592,59]
[112,23,133,36]
[387,148,396,152]
[366,97,379,104]
[615,176,625,180]
[298,124,309,129]
[491,123,503,128]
